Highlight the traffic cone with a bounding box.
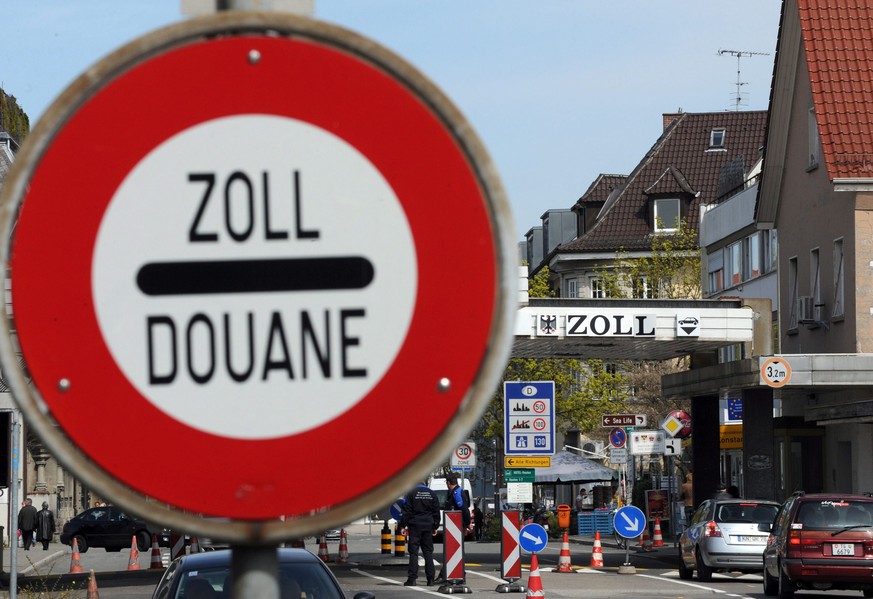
[127,535,140,570]
[526,553,544,598]
[150,534,163,569]
[553,530,573,572]
[641,526,653,552]
[69,538,84,573]
[317,534,332,562]
[589,531,604,567]
[189,536,201,554]
[652,518,665,547]
[290,538,305,548]
[87,569,100,599]
[337,529,350,563]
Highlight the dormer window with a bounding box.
[654,198,680,232]
[709,128,726,149]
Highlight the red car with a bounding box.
[762,492,873,598]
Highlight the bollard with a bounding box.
[381,522,392,554]
[394,525,406,557]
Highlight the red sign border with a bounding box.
[0,14,515,538]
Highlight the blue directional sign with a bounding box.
[504,381,555,455]
[518,523,548,553]
[389,497,406,521]
[613,505,647,539]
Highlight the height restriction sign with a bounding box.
[0,13,515,542]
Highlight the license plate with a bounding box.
[833,543,855,556]
[736,535,766,543]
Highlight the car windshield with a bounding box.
[715,503,778,524]
[174,562,338,599]
[796,500,873,530]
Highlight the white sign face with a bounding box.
[629,430,666,455]
[676,313,701,337]
[664,438,682,456]
[93,115,417,439]
[609,447,628,464]
[507,482,533,503]
[451,441,477,468]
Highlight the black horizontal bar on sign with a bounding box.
[136,256,374,296]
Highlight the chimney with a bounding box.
[663,108,684,130]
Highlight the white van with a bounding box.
[429,476,473,542]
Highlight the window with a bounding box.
[788,256,798,329]
[728,241,742,286]
[590,278,605,299]
[654,198,680,232]
[566,278,577,299]
[833,238,844,318]
[810,248,821,321]
[709,269,724,293]
[808,107,820,169]
[632,276,655,299]
[764,229,778,273]
[746,231,762,278]
[710,128,726,148]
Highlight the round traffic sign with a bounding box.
[519,523,548,553]
[609,427,627,448]
[455,443,473,461]
[0,13,515,542]
[761,357,792,388]
[613,505,646,539]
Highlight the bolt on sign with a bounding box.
[0,13,515,543]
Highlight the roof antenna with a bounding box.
[718,49,770,111]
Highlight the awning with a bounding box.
[534,450,618,483]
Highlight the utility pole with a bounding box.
[718,49,770,111]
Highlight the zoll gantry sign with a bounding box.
[0,13,515,542]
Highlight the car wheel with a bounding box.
[678,550,693,580]
[762,563,778,596]
[777,563,795,599]
[695,548,713,582]
[137,531,151,552]
[73,535,88,553]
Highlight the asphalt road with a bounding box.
[5,527,870,599]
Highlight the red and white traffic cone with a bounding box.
[189,536,201,554]
[526,553,544,598]
[87,569,100,599]
[150,534,163,569]
[553,530,573,572]
[641,527,653,552]
[337,529,350,563]
[589,531,604,567]
[69,538,84,573]
[652,518,665,547]
[317,534,332,562]
[127,536,140,570]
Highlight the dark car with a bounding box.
[59,505,166,553]
[678,498,779,581]
[762,492,873,598]
[151,548,376,599]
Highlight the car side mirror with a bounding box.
[757,522,771,532]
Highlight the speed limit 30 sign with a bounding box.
[0,14,515,538]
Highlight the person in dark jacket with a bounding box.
[399,480,440,587]
[36,501,56,550]
[17,498,38,551]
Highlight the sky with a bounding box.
[2,1,783,240]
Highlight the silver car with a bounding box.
[678,498,779,581]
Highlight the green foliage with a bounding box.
[0,88,30,143]
[528,265,555,298]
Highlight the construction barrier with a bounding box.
[87,569,100,599]
[337,529,350,563]
[189,536,201,554]
[317,534,332,562]
[526,554,544,598]
[652,518,665,547]
[380,522,392,554]
[150,534,163,569]
[394,525,406,557]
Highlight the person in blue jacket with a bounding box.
[434,473,471,584]
[399,480,440,586]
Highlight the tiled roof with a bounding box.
[799,0,873,179]
[574,174,626,205]
[559,111,767,252]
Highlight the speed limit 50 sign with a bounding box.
[0,13,515,542]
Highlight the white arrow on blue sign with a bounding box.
[518,523,548,553]
[613,505,647,539]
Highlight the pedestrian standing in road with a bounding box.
[679,472,694,522]
[473,502,484,541]
[399,479,440,587]
[36,501,56,550]
[18,498,38,551]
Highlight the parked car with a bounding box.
[59,505,167,553]
[762,492,873,598]
[678,498,779,581]
[151,548,376,599]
